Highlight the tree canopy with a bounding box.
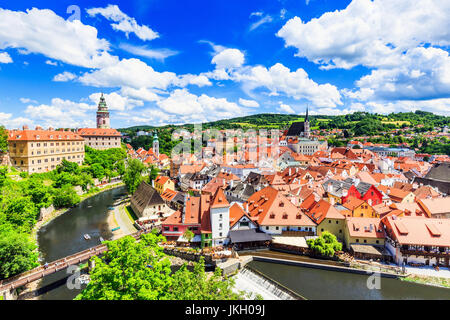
[123,159,146,194]
[76,233,244,300]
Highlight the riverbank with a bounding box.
[241,249,450,290]
[401,274,450,289]
[22,182,125,299]
[31,181,125,243]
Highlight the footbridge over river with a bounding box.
[0,230,149,300]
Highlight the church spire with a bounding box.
[305,106,309,122]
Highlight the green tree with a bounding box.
[75,234,244,300]
[90,163,105,179]
[57,159,80,175]
[53,172,74,188]
[148,165,159,184]
[183,229,194,243]
[1,197,38,233]
[53,185,80,208]
[0,224,39,280]
[123,159,145,194]
[307,231,342,258]
[75,234,173,300]
[0,125,8,152]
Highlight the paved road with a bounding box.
[113,203,137,237]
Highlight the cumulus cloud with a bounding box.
[353,47,450,101]
[0,8,117,68]
[78,58,178,90]
[211,48,245,69]
[234,63,342,108]
[278,103,295,114]
[239,98,260,108]
[119,43,178,61]
[53,72,77,82]
[0,112,33,129]
[24,98,96,128]
[19,98,38,104]
[156,89,245,122]
[120,87,160,102]
[87,5,159,41]
[277,0,450,70]
[89,92,143,111]
[78,57,213,91]
[0,51,12,63]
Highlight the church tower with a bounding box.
[153,132,159,159]
[304,106,310,138]
[96,93,110,129]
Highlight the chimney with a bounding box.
[22,125,29,130]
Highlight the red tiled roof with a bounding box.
[8,129,84,141]
[77,128,121,137]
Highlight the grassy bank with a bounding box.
[401,274,450,289]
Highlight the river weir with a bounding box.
[233,267,303,300]
[247,260,450,300]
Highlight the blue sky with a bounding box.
[0,0,449,129]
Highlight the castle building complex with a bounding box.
[7,126,85,173]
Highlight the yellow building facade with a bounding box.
[8,127,85,173]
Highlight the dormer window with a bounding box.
[36,135,40,140]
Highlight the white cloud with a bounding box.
[19,98,37,104]
[120,87,160,102]
[45,60,58,66]
[0,112,33,128]
[278,103,295,114]
[249,15,273,31]
[78,58,211,90]
[156,89,244,122]
[239,98,260,108]
[24,98,96,128]
[0,51,12,63]
[353,47,450,101]
[89,92,143,111]
[0,8,117,68]
[234,63,342,108]
[119,43,178,61]
[211,48,245,69]
[87,5,159,41]
[175,74,212,87]
[277,0,450,70]
[53,71,77,82]
[250,12,263,17]
[78,58,178,90]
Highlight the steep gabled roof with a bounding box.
[130,181,165,214]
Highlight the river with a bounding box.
[36,186,126,300]
[247,260,450,300]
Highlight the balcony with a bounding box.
[400,249,450,258]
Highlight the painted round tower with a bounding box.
[96,93,110,129]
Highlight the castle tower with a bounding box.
[304,106,310,138]
[96,93,110,129]
[153,132,159,159]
